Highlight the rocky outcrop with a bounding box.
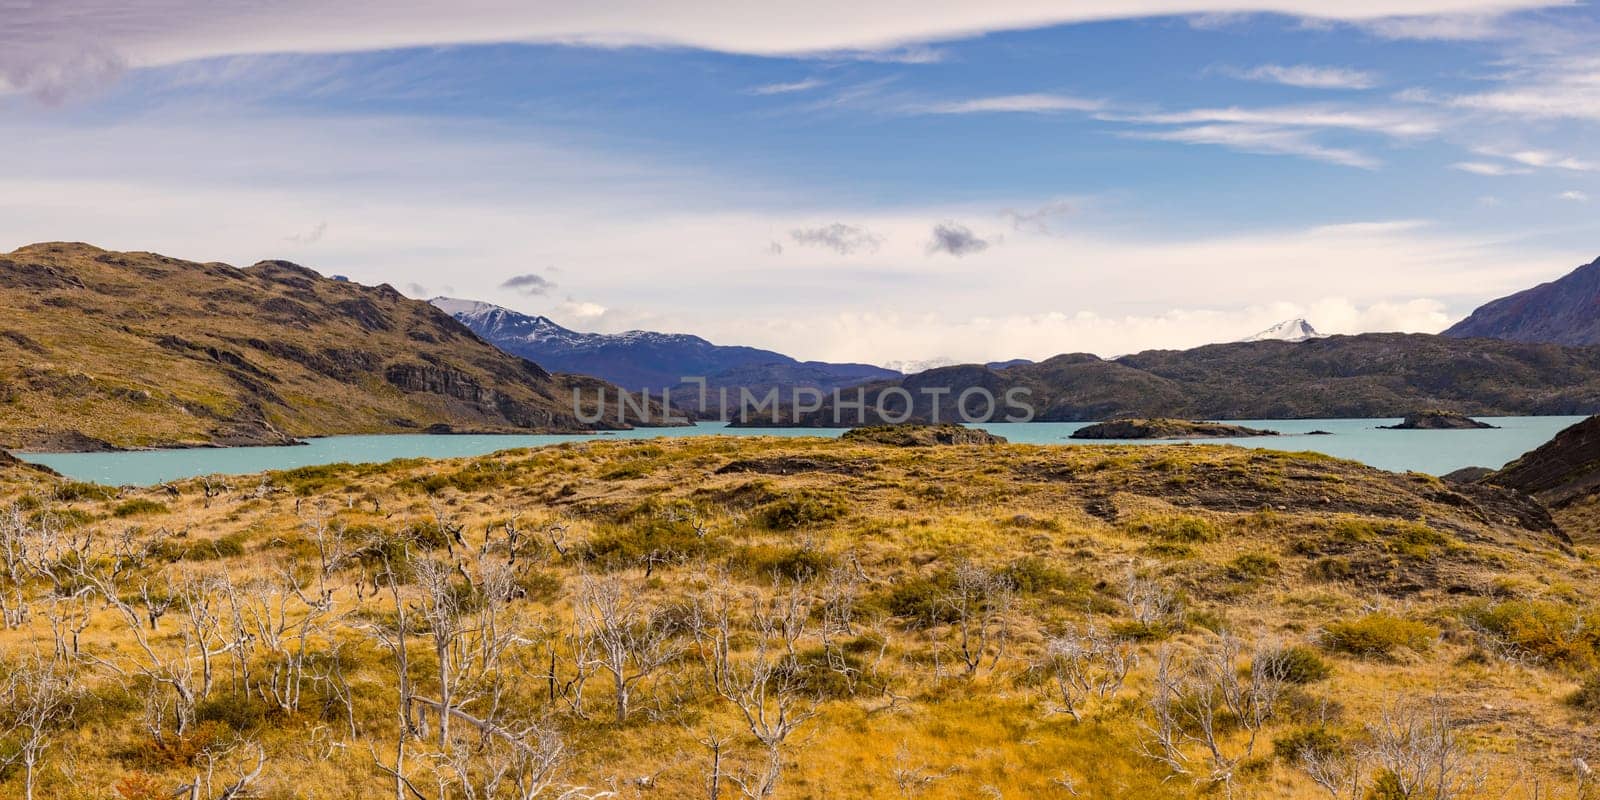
[1070,418,1279,439]
[1380,411,1497,430]
[841,424,1007,447]
[1488,415,1600,507]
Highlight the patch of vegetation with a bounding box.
[1461,600,1600,671]
[1258,645,1332,684]
[1569,672,1600,711]
[1226,553,1280,581]
[758,493,846,530]
[111,498,168,517]
[1272,726,1343,762]
[731,545,836,581]
[1122,513,1221,543]
[53,481,116,502]
[1322,613,1438,658]
[149,531,249,562]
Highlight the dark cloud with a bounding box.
[500,272,557,296]
[790,223,882,255]
[926,222,990,257]
[1004,200,1076,233]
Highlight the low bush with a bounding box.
[1462,600,1600,671]
[759,493,846,530]
[1258,645,1332,683]
[1273,726,1343,762]
[111,498,168,518]
[1569,672,1600,710]
[1321,613,1438,657]
[1123,513,1221,543]
[731,545,836,581]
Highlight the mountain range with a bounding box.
[432,298,898,406]
[1444,256,1600,346]
[0,243,648,451]
[733,333,1600,425]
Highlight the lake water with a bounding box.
[17,416,1585,487]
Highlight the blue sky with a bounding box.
[3,1,1599,363]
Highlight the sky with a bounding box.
[3,1,1599,365]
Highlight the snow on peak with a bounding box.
[429,297,506,319]
[1241,318,1325,343]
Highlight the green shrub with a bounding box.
[1001,557,1084,596]
[1569,672,1600,710]
[584,514,722,568]
[1258,645,1332,683]
[1273,726,1343,762]
[53,481,116,502]
[1462,600,1600,671]
[111,499,167,518]
[1308,557,1354,581]
[1124,513,1221,543]
[195,692,267,731]
[1227,553,1280,580]
[881,572,958,626]
[759,494,845,530]
[1321,613,1438,657]
[732,545,836,581]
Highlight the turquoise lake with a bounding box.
[18,416,1585,486]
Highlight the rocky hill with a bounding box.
[433,298,896,404]
[737,333,1600,426]
[0,243,650,451]
[1487,415,1600,542]
[1444,256,1600,346]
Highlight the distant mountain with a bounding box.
[0,243,650,452]
[1444,256,1600,346]
[733,333,1600,426]
[433,298,897,402]
[1241,318,1325,343]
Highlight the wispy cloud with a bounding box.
[1559,189,1590,201]
[1111,105,1440,137]
[1450,161,1530,175]
[790,223,883,254]
[1224,64,1379,90]
[1128,124,1381,168]
[747,78,825,95]
[912,93,1104,115]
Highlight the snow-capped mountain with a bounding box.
[1240,319,1326,343]
[432,298,897,395]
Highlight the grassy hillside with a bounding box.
[0,435,1595,799]
[740,334,1600,425]
[0,242,649,451]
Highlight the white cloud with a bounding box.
[747,78,824,95]
[0,111,1586,363]
[913,93,1105,114]
[1226,64,1379,89]
[1559,189,1590,201]
[1127,124,1381,168]
[1111,105,1441,137]
[0,0,1568,98]
[1450,161,1530,175]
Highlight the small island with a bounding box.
[1069,418,1281,440]
[1380,410,1498,430]
[841,423,1008,447]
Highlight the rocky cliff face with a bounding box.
[0,243,650,451]
[1444,257,1600,346]
[1489,415,1600,507]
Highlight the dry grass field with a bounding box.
[0,434,1596,799]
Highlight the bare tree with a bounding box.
[1122,568,1182,631]
[1365,698,1485,800]
[574,573,681,723]
[0,652,76,800]
[943,563,1014,676]
[1040,621,1136,721]
[717,647,819,799]
[1144,633,1287,797]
